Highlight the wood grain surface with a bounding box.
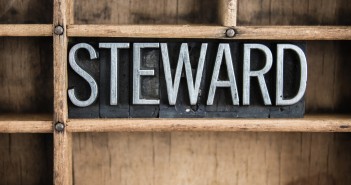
[67,115,351,132]
[1,0,351,185]
[53,0,72,185]
[69,0,351,185]
[67,25,351,40]
[219,0,237,26]
[0,0,52,24]
[0,134,53,185]
[0,24,52,36]
[0,1,54,184]
[0,114,52,133]
[74,0,218,25]
[0,37,53,113]
[73,132,351,185]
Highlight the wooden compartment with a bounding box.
[0,0,54,182]
[1,0,351,185]
[0,0,52,24]
[74,0,218,24]
[72,132,351,185]
[305,41,351,113]
[0,133,53,185]
[67,0,351,184]
[0,37,53,115]
[238,0,351,26]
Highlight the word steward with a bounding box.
[68,41,307,118]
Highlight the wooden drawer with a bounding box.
[0,0,350,185]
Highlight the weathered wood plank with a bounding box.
[74,0,217,24]
[69,1,351,185]
[72,132,351,185]
[67,25,351,40]
[0,134,53,185]
[238,0,351,25]
[0,121,52,133]
[0,0,52,24]
[53,1,73,185]
[219,0,237,26]
[234,26,351,40]
[68,25,225,38]
[0,114,52,133]
[0,0,54,184]
[0,24,52,37]
[0,37,53,113]
[67,115,351,132]
[54,0,69,128]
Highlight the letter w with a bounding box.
[161,43,207,105]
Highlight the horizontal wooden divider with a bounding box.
[66,114,351,133]
[0,24,52,37]
[236,26,351,40]
[0,114,52,133]
[0,121,53,133]
[1,24,350,40]
[67,25,225,38]
[67,25,351,40]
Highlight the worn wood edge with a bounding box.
[54,131,72,185]
[0,114,52,133]
[219,0,237,26]
[0,24,52,37]
[235,26,351,40]
[0,113,52,121]
[67,0,74,25]
[0,120,52,133]
[67,25,226,38]
[54,8,68,124]
[67,25,351,40]
[66,115,351,133]
[54,0,72,185]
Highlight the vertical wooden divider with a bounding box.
[53,0,73,185]
[219,0,238,26]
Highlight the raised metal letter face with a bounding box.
[133,43,160,105]
[68,43,98,107]
[276,44,307,105]
[243,44,273,106]
[207,43,239,105]
[99,43,130,105]
[161,43,207,105]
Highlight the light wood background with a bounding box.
[0,0,53,185]
[72,0,351,185]
[0,0,351,185]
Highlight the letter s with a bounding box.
[68,43,98,107]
